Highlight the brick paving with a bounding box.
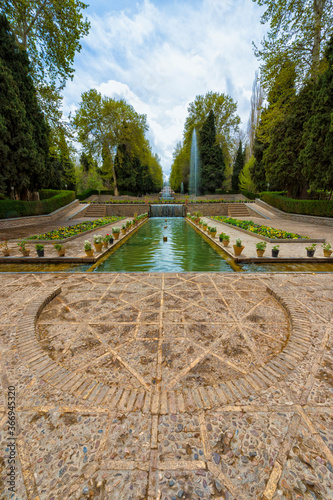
[0,272,332,499]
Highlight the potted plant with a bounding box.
[17,240,30,257]
[121,224,126,235]
[203,222,208,231]
[54,243,65,256]
[322,243,332,257]
[93,235,103,252]
[1,240,11,256]
[272,245,280,258]
[210,226,217,238]
[126,221,131,230]
[256,241,267,257]
[84,240,94,257]
[35,244,44,257]
[222,234,230,247]
[219,232,225,242]
[305,243,316,257]
[199,219,203,227]
[233,238,244,256]
[112,227,120,240]
[193,211,202,224]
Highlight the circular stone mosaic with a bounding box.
[36,275,290,393]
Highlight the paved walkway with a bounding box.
[201,216,333,261]
[0,272,332,499]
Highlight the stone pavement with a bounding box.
[0,272,332,499]
[200,216,333,262]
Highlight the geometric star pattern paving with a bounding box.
[0,272,332,500]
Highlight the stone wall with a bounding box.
[255,199,333,227]
[186,204,229,216]
[105,205,148,217]
[0,200,80,230]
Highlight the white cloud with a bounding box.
[63,0,267,174]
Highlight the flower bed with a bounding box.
[211,216,309,240]
[27,217,124,240]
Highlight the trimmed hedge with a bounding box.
[77,189,115,200]
[0,190,75,219]
[260,192,333,217]
[241,190,257,200]
[39,189,63,200]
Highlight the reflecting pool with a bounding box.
[92,218,237,272]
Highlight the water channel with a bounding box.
[1,218,333,273]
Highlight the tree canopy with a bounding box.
[72,89,163,195]
[170,92,239,193]
[0,14,49,198]
[3,0,90,123]
[253,0,333,88]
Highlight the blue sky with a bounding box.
[63,0,267,176]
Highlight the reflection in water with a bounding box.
[92,218,236,273]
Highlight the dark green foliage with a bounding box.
[199,110,225,193]
[265,82,313,198]
[300,37,333,192]
[114,144,160,195]
[240,190,257,200]
[0,191,75,219]
[250,134,267,192]
[260,192,333,217]
[231,141,245,191]
[0,14,49,198]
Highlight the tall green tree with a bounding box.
[253,0,333,87]
[199,110,225,193]
[72,89,162,195]
[232,141,245,191]
[300,36,333,192]
[0,14,49,198]
[184,91,240,166]
[170,142,189,192]
[3,0,90,124]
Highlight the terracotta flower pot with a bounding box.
[113,233,120,240]
[222,240,230,247]
[323,250,332,257]
[19,249,30,257]
[94,243,103,252]
[2,249,11,256]
[57,250,66,256]
[233,245,244,256]
[210,231,216,238]
[85,250,94,257]
[121,229,126,235]
[103,241,108,248]
[256,250,265,257]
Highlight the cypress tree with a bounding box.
[301,36,333,193]
[199,110,225,193]
[232,141,245,191]
[0,14,49,198]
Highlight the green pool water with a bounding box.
[91,218,238,272]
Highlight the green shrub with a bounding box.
[77,189,115,200]
[0,191,75,219]
[260,192,333,217]
[241,190,257,200]
[39,189,63,200]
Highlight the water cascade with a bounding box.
[149,205,185,217]
[189,128,201,199]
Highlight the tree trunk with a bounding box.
[312,0,326,77]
